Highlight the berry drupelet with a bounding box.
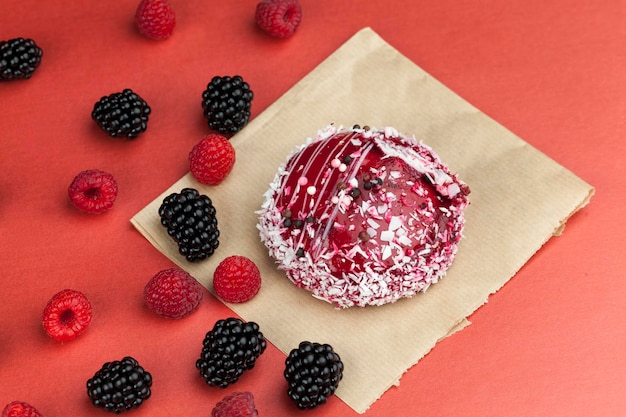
[86,356,152,414]
[201,75,253,135]
[196,317,267,388]
[0,38,43,81]
[284,341,344,409]
[158,188,220,262]
[92,88,151,138]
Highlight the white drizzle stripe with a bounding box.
[296,132,357,251]
[286,131,347,212]
[315,140,375,258]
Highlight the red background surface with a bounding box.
[1,0,624,416]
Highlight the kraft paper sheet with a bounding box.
[131,27,594,413]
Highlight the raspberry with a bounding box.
[2,401,43,417]
[42,289,93,342]
[189,134,236,185]
[255,0,302,38]
[284,341,344,409]
[211,392,259,417]
[158,188,220,262]
[0,38,43,81]
[144,268,204,319]
[201,75,253,135]
[92,88,151,138]
[86,356,152,414]
[135,0,176,40]
[68,169,118,214]
[196,317,267,388]
[213,256,261,303]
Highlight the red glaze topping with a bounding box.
[258,125,470,308]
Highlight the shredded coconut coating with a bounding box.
[257,125,470,308]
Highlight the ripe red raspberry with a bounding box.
[189,134,236,186]
[211,392,259,417]
[135,0,176,40]
[42,289,93,342]
[144,268,204,319]
[2,401,43,417]
[255,0,302,38]
[213,256,262,303]
[68,169,118,214]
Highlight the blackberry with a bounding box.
[196,317,267,388]
[201,75,253,135]
[158,187,220,262]
[284,341,344,409]
[0,37,43,81]
[92,88,151,138]
[86,356,152,414]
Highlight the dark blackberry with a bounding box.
[92,88,151,138]
[86,356,152,414]
[158,187,219,262]
[201,75,253,135]
[0,38,43,81]
[284,341,344,409]
[196,317,267,388]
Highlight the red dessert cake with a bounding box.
[257,125,470,308]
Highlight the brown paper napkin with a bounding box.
[130,28,594,413]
